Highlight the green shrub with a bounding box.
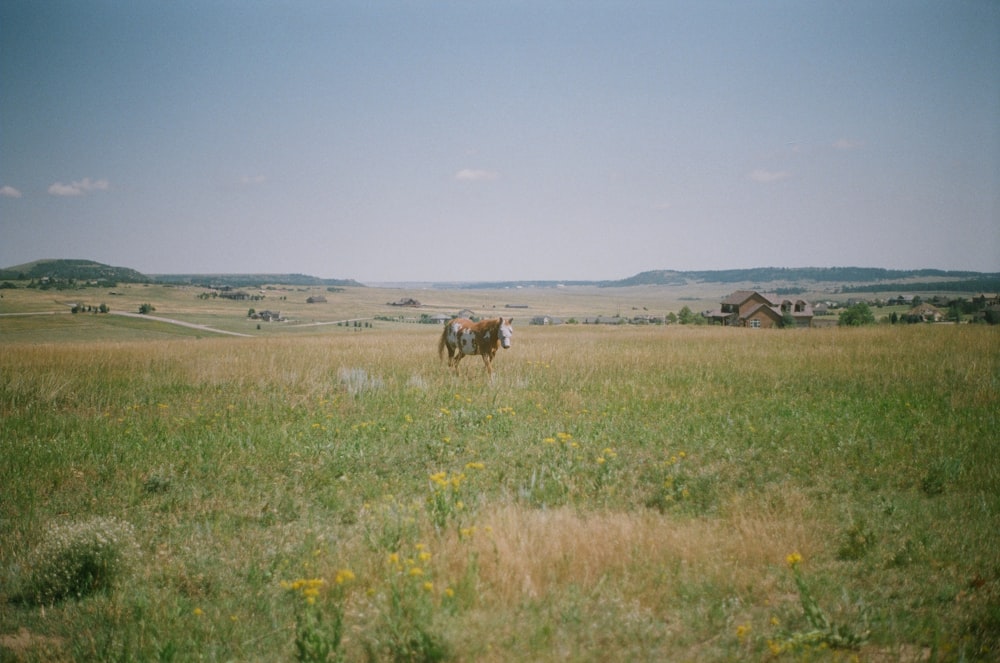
[13,516,139,604]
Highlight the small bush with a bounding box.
[921,457,962,496]
[836,520,876,561]
[13,517,139,604]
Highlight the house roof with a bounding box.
[908,303,944,315]
[721,290,759,306]
[743,303,784,321]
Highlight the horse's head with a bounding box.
[499,318,513,349]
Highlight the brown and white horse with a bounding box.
[438,317,513,376]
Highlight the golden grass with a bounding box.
[432,484,820,605]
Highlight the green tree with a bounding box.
[677,306,697,325]
[838,302,875,326]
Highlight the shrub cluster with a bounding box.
[13,516,139,605]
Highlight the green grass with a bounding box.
[1,323,998,661]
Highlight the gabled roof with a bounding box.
[743,303,784,321]
[721,290,759,306]
[722,290,785,307]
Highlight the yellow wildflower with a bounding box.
[786,552,803,568]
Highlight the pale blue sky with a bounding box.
[2,1,998,282]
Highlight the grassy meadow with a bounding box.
[1,308,999,660]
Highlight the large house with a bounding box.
[704,291,814,328]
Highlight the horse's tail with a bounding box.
[438,323,448,362]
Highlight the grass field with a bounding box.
[1,293,998,661]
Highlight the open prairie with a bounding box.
[0,281,728,341]
[1,285,998,661]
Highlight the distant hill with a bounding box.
[438,267,1000,291]
[0,259,150,283]
[604,267,994,286]
[152,273,364,288]
[3,260,996,292]
[0,259,363,288]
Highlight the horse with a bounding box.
[438,317,513,377]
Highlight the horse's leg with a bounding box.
[452,352,464,374]
[481,353,492,377]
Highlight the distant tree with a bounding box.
[677,306,697,325]
[138,303,155,315]
[780,310,797,328]
[838,302,876,326]
[666,312,678,324]
[99,303,109,313]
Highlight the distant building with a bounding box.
[907,303,945,322]
[703,291,813,328]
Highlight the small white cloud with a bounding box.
[748,169,791,183]
[48,177,110,196]
[0,185,22,198]
[240,174,267,186]
[454,168,499,182]
[833,138,864,150]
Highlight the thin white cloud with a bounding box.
[48,177,110,196]
[240,174,267,187]
[454,168,499,182]
[748,169,791,183]
[833,138,864,150]
[0,185,22,198]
